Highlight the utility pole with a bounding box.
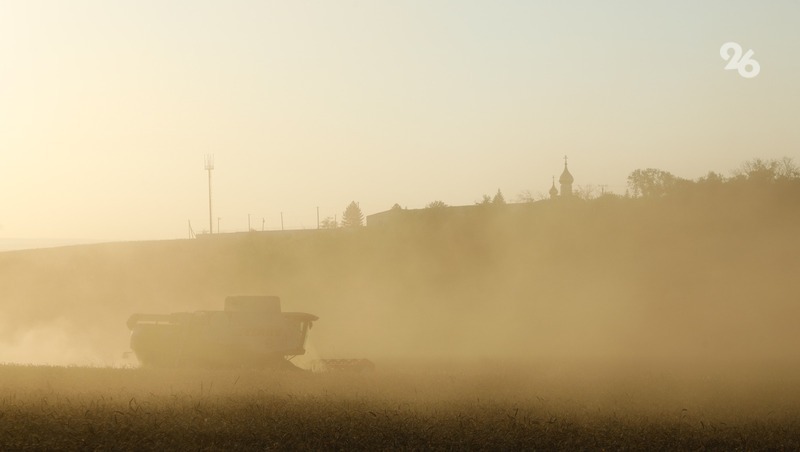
[248,213,251,231]
[217,217,221,233]
[205,155,214,234]
[280,212,284,231]
[316,206,320,229]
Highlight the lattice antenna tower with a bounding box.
[205,154,215,234]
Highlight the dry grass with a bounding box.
[1,361,799,450]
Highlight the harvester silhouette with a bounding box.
[127,295,372,371]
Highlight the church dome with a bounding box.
[549,179,559,197]
[559,164,574,184]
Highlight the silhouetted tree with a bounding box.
[475,195,492,205]
[492,189,506,205]
[391,203,403,211]
[627,168,683,198]
[777,157,800,180]
[574,185,597,200]
[733,157,800,183]
[426,200,448,209]
[515,190,535,203]
[319,216,338,229]
[697,171,726,185]
[341,201,364,227]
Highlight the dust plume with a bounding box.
[0,164,799,383]
[0,317,101,366]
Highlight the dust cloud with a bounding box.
[1,175,799,384]
[0,317,102,366]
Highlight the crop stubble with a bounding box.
[0,362,799,450]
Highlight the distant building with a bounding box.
[367,156,577,227]
[558,156,574,197]
[549,176,559,199]
[366,202,540,227]
[548,156,575,198]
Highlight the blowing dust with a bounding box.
[0,190,798,386]
[0,317,102,366]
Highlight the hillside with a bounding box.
[1,190,799,368]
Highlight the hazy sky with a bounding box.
[1,1,798,242]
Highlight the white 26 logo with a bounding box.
[720,42,760,79]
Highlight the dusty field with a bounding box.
[1,360,799,450]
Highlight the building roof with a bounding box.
[559,162,574,184]
[549,177,559,196]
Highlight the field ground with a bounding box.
[1,359,799,450]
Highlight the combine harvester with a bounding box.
[126,295,372,372]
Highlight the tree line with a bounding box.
[323,157,800,228]
[626,157,799,199]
